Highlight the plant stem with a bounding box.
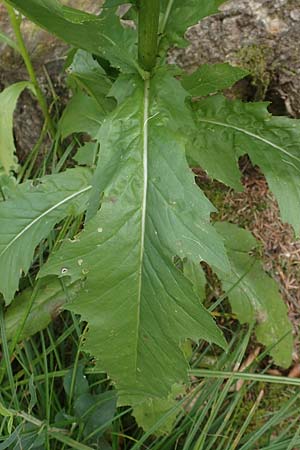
[159,0,174,36]
[4,3,56,138]
[138,0,160,71]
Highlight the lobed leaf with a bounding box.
[190,95,300,233]
[0,168,91,304]
[181,63,249,97]
[215,222,293,368]
[40,69,228,414]
[160,0,226,47]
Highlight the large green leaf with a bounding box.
[0,82,33,174]
[6,0,138,72]
[40,69,228,413]
[0,168,91,304]
[160,0,226,47]
[215,222,293,368]
[181,63,248,97]
[190,95,300,233]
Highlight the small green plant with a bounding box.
[0,0,297,437]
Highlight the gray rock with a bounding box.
[172,0,300,117]
[290,9,300,21]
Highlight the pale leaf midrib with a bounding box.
[134,78,150,376]
[199,118,300,165]
[0,185,91,259]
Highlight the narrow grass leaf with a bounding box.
[0,29,19,53]
[0,425,22,450]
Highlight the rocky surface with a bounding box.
[171,0,300,116]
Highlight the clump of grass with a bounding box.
[2,301,300,449]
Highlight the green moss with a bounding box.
[235,44,276,101]
[197,179,228,210]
